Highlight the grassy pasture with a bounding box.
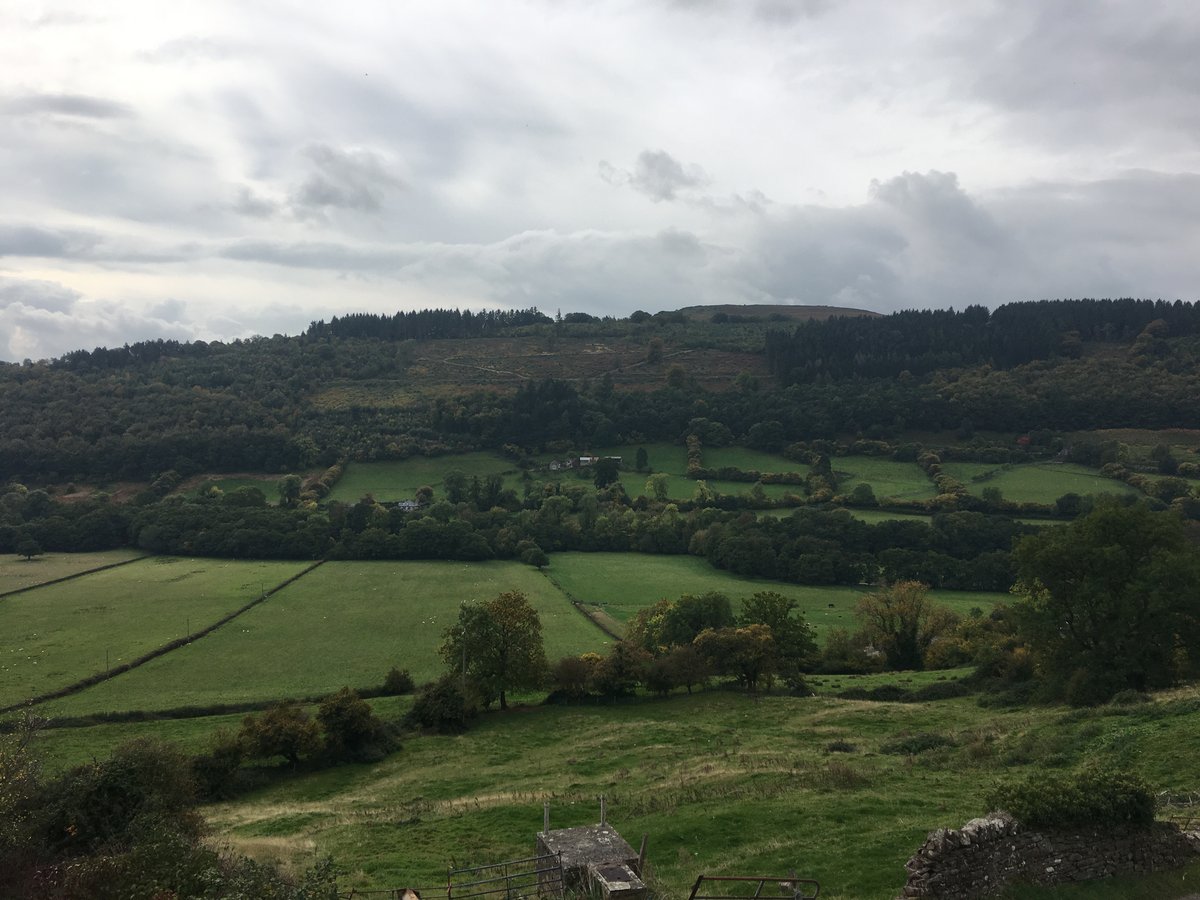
[940,462,1143,504]
[701,446,805,473]
[191,684,1200,899]
[190,476,282,501]
[0,549,144,596]
[46,561,608,716]
[832,455,937,501]
[546,552,1001,639]
[0,557,308,709]
[327,453,517,503]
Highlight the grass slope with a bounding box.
[46,561,609,715]
[0,549,143,596]
[546,552,1001,639]
[832,456,937,501]
[328,453,517,503]
[0,557,308,709]
[940,462,1143,504]
[193,684,1200,899]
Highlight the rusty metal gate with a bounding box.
[687,874,820,900]
[447,851,565,898]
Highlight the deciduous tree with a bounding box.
[440,590,547,709]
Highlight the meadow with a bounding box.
[701,446,806,473]
[545,552,1001,639]
[327,452,517,503]
[186,684,1200,899]
[831,455,938,501]
[0,557,309,709]
[44,560,609,716]
[939,461,1143,504]
[0,548,143,596]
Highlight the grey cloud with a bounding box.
[0,223,195,264]
[232,186,281,219]
[0,276,81,313]
[290,144,403,214]
[141,36,242,63]
[948,1,1200,148]
[2,92,132,119]
[601,150,710,202]
[0,276,191,362]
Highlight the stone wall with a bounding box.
[899,812,1200,899]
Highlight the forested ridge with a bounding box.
[2,298,1199,485]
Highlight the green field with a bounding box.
[940,462,1144,504]
[0,549,144,595]
[702,446,805,473]
[832,455,937,501]
[45,561,609,716]
[328,452,517,503]
[546,552,1001,639]
[0,557,309,708]
[183,684,1200,899]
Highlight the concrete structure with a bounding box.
[536,824,646,899]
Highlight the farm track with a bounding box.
[1,559,327,715]
[0,554,151,601]
[538,568,625,641]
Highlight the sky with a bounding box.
[1,0,1198,361]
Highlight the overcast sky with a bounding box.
[1,0,1197,360]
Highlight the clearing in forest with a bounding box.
[939,461,1142,504]
[0,548,144,596]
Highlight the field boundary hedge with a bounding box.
[0,559,327,715]
[0,554,151,601]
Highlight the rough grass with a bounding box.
[0,557,309,709]
[327,453,517,503]
[832,456,937,501]
[188,683,1200,899]
[545,552,1001,640]
[940,462,1143,504]
[0,549,144,595]
[45,561,609,716]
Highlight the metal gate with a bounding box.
[687,874,820,900]
[447,851,565,898]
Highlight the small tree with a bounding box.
[277,474,302,508]
[739,591,817,683]
[16,539,42,562]
[317,687,390,762]
[593,457,620,489]
[238,704,319,766]
[856,581,959,671]
[694,625,777,692]
[406,675,475,733]
[440,591,547,710]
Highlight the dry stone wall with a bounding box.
[899,812,1200,899]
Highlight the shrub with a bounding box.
[909,680,972,702]
[826,740,858,754]
[238,704,320,766]
[1108,689,1152,707]
[406,675,476,733]
[317,688,392,763]
[549,655,595,701]
[987,767,1155,829]
[880,732,955,755]
[190,729,246,800]
[383,667,416,695]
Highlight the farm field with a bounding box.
[327,453,517,503]
[545,552,1001,638]
[701,446,805,473]
[940,462,1143,504]
[832,455,937,501]
[45,560,608,716]
[0,557,309,709]
[191,684,1200,899]
[0,548,144,595]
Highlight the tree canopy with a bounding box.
[440,590,548,710]
[1013,500,1200,702]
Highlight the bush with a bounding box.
[826,740,858,753]
[987,767,1155,829]
[317,688,392,763]
[880,732,956,755]
[406,675,476,733]
[909,680,972,702]
[190,729,246,800]
[383,667,416,695]
[1109,689,1153,706]
[238,704,320,766]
